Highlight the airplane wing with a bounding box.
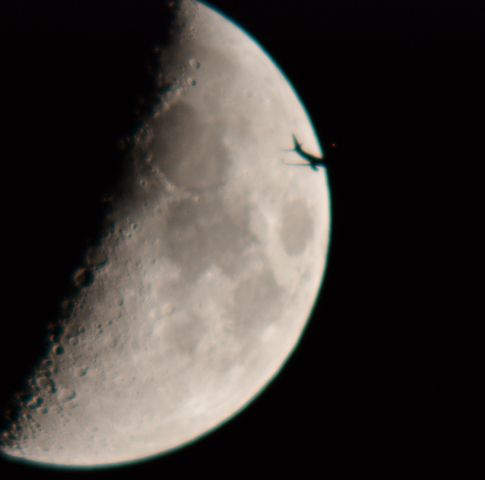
[283,161,312,167]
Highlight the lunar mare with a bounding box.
[1,0,330,467]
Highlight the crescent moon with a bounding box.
[1,0,331,467]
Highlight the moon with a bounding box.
[1,0,330,468]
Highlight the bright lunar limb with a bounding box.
[1,0,331,467]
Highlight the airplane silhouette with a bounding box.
[283,134,332,171]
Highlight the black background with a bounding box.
[0,0,483,473]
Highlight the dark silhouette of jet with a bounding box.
[284,134,334,171]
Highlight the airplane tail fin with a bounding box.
[283,134,303,152]
[292,134,302,151]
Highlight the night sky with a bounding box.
[0,0,483,472]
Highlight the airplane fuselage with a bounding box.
[294,146,326,169]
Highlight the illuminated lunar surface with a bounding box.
[0,0,331,467]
